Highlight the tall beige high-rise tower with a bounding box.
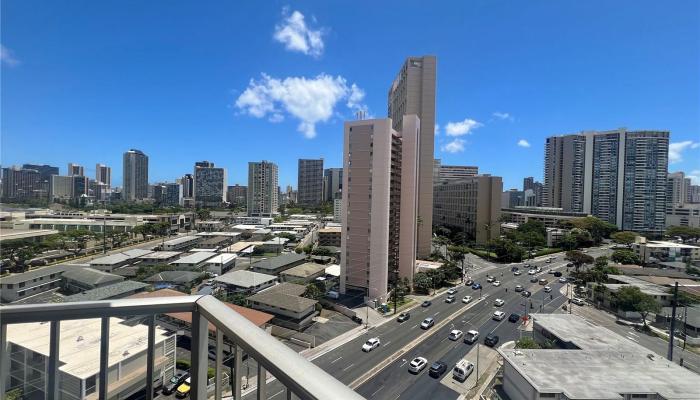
[388,56,436,259]
[340,115,420,302]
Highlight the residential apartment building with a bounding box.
[247,161,278,217]
[434,162,479,183]
[523,176,543,207]
[388,55,436,259]
[688,184,700,203]
[22,164,58,196]
[93,163,110,189]
[227,184,247,207]
[323,168,343,202]
[666,203,700,228]
[341,116,419,301]
[193,161,226,208]
[122,149,149,201]
[179,173,194,205]
[501,188,524,208]
[297,159,324,207]
[433,175,502,245]
[543,128,669,234]
[667,171,689,206]
[1,166,41,201]
[67,163,84,176]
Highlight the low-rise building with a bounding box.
[546,227,568,247]
[498,314,699,400]
[195,235,233,250]
[0,264,69,303]
[88,249,153,272]
[279,262,327,283]
[61,267,124,293]
[6,317,176,400]
[501,206,589,229]
[168,251,217,270]
[160,235,201,251]
[258,237,289,253]
[247,283,318,330]
[415,260,443,273]
[586,274,673,313]
[137,251,182,266]
[202,253,238,275]
[318,227,341,247]
[63,280,150,302]
[633,237,700,264]
[214,270,277,294]
[221,241,262,255]
[248,253,307,275]
[143,270,202,290]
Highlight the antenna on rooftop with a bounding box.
[355,110,366,120]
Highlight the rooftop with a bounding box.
[248,285,317,313]
[162,235,201,245]
[89,253,130,265]
[6,317,170,379]
[169,252,217,265]
[61,267,124,286]
[606,275,671,296]
[642,240,700,249]
[143,270,202,283]
[0,228,59,242]
[280,262,326,278]
[204,253,238,264]
[138,251,182,260]
[224,241,263,253]
[129,289,274,328]
[63,281,150,302]
[214,270,277,288]
[0,264,69,285]
[250,253,306,271]
[318,227,341,234]
[200,236,231,245]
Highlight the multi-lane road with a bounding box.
[242,249,593,400]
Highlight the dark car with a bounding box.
[553,271,563,277]
[351,315,363,324]
[422,300,432,307]
[484,334,500,347]
[397,312,410,322]
[530,276,538,283]
[471,283,482,290]
[162,372,189,395]
[508,313,521,323]
[521,290,532,298]
[428,361,448,378]
[511,266,519,272]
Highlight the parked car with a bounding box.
[397,312,410,322]
[494,298,505,306]
[462,295,473,304]
[484,333,500,347]
[464,330,479,344]
[572,298,585,306]
[429,361,448,378]
[351,315,363,324]
[421,317,435,329]
[175,377,191,398]
[362,337,381,352]
[492,311,506,321]
[409,357,428,373]
[452,360,474,381]
[422,300,432,307]
[508,313,521,323]
[163,372,189,395]
[514,285,524,292]
[448,329,464,341]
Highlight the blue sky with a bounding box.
[2,0,699,189]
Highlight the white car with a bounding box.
[559,277,567,283]
[462,295,473,304]
[543,286,552,293]
[528,269,537,275]
[492,311,506,321]
[361,337,381,352]
[572,298,585,306]
[494,298,505,307]
[447,288,458,295]
[420,317,435,329]
[464,330,479,344]
[448,329,464,341]
[492,280,501,287]
[513,270,522,276]
[486,276,495,283]
[408,357,428,373]
[445,295,456,304]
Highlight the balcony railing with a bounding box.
[0,295,366,400]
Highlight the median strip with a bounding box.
[349,296,488,389]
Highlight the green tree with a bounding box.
[303,283,324,300]
[61,230,96,257]
[610,249,641,265]
[610,231,638,248]
[515,337,541,349]
[666,226,700,242]
[491,238,525,263]
[564,216,618,243]
[240,231,253,240]
[196,209,211,221]
[276,232,297,241]
[311,247,333,257]
[565,250,594,273]
[594,255,610,270]
[447,245,468,278]
[412,272,432,294]
[0,240,37,273]
[614,286,660,329]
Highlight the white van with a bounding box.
[452,359,474,382]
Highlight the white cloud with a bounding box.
[435,124,440,135]
[688,170,700,185]
[273,9,324,58]
[442,139,465,153]
[1,45,19,67]
[235,73,367,138]
[493,111,513,121]
[445,118,482,136]
[517,139,531,148]
[669,141,700,163]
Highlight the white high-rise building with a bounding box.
[95,163,111,188]
[247,161,279,217]
[667,172,688,206]
[122,149,149,201]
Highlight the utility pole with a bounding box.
[667,282,679,361]
[102,214,106,254]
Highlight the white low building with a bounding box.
[168,252,217,271]
[202,253,238,275]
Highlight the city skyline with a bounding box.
[2,1,699,190]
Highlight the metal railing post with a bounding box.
[257,364,267,400]
[234,344,242,399]
[48,320,61,400]
[146,315,156,400]
[215,328,223,400]
[191,308,209,400]
[99,317,110,400]
[0,324,8,397]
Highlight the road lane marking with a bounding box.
[330,356,343,364]
[269,390,285,399]
[343,363,355,371]
[628,331,639,337]
[411,324,418,329]
[435,311,440,316]
[626,336,639,342]
[399,359,407,368]
[384,341,391,347]
[371,385,385,398]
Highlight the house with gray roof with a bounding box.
[63,281,150,302]
[247,283,318,330]
[61,267,124,293]
[279,262,326,283]
[249,253,307,275]
[143,270,203,290]
[0,264,70,303]
[214,270,277,293]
